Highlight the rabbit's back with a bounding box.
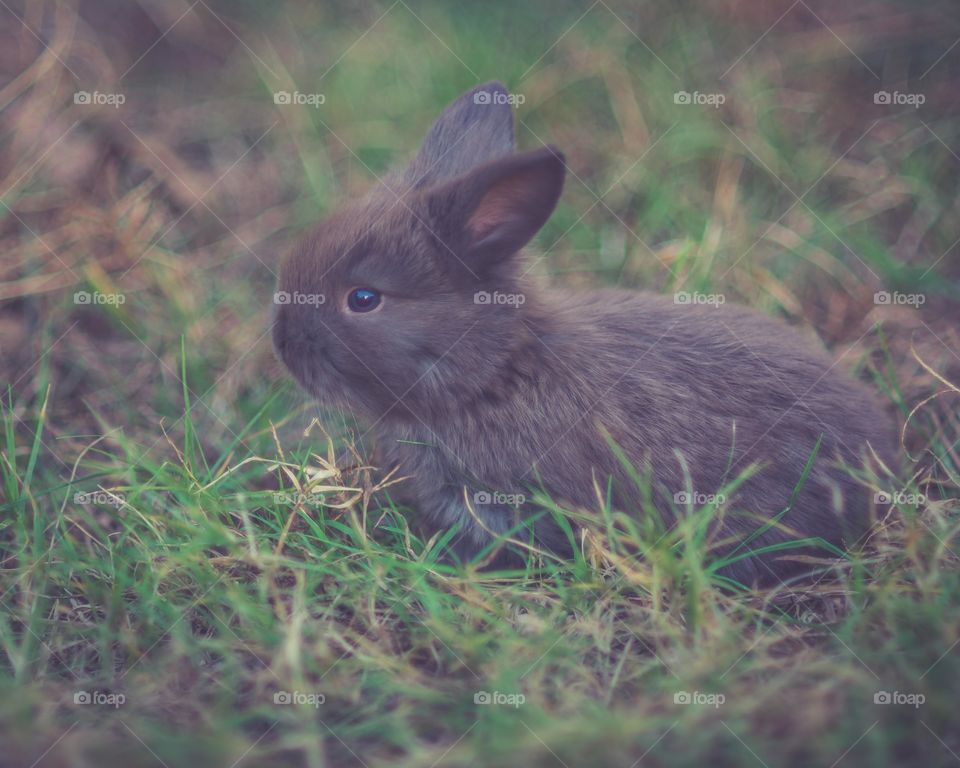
[534,289,894,578]
[556,289,892,476]
[380,288,894,582]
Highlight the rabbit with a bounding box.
[272,81,897,585]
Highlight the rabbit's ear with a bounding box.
[405,82,515,188]
[427,145,565,266]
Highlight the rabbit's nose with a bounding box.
[272,307,328,359]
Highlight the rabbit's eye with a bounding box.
[347,288,381,313]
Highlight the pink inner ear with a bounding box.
[466,170,535,241]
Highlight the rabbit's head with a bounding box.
[273,83,565,420]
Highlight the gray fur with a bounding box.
[273,83,897,584]
[403,81,515,187]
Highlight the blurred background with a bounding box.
[2,0,960,765]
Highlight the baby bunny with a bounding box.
[273,81,896,584]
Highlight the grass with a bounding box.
[2,0,960,765]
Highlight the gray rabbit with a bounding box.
[273,82,896,584]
